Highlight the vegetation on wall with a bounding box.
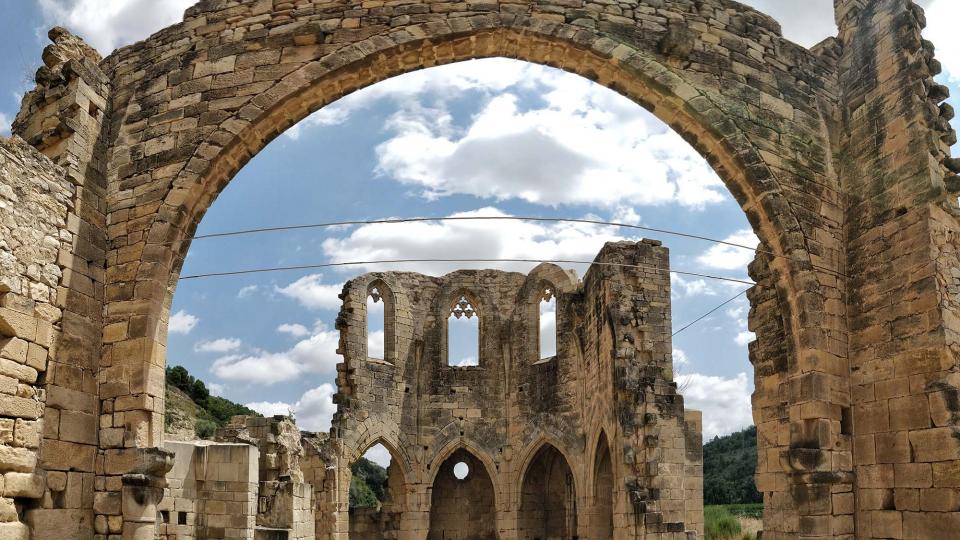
[703,425,762,505]
[164,365,261,438]
[350,457,388,508]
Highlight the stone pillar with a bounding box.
[11,25,110,540]
[836,0,960,537]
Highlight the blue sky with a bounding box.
[1,1,958,451]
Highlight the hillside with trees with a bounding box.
[164,365,261,439]
[703,425,762,505]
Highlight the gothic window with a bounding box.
[539,285,557,360]
[366,282,394,363]
[448,294,479,367]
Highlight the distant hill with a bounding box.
[350,457,388,508]
[703,425,762,505]
[164,365,261,439]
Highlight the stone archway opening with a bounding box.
[347,441,407,539]
[591,432,614,539]
[518,443,576,539]
[428,449,497,540]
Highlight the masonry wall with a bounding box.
[331,240,702,538]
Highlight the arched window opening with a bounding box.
[519,444,577,538]
[448,294,479,367]
[428,449,496,539]
[592,432,614,538]
[348,443,406,538]
[367,285,385,361]
[539,286,557,361]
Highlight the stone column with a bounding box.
[836,0,960,537]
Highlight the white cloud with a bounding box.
[696,229,758,271]
[277,323,310,338]
[237,285,259,299]
[169,309,198,335]
[38,0,196,53]
[672,348,689,366]
[678,372,754,440]
[194,337,242,353]
[727,300,755,347]
[368,330,385,359]
[539,299,556,358]
[284,107,351,140]
[275,274,343,311]
[735,331,755,347]
[0,112,10,136]
[207,383,224,397]
[924,0,960,83]
[245,400,294,418]
[738,1,837,48]
[247,383,338,433]
[322,207,635,276]
[374,85,724,209]
[671,274,717,298]
[362,443,392,468]
[211,323,341,384]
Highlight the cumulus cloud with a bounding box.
[246,383,338,433]
[368,330,385,359]
[211,322,341,384]
[237,285,259,299]
[286,58,724,210]
[678,372,754,440]
[374,88,724,209]
[696,229,758,271]
[277,323,310,338]
[923,0,960,83]
[38,0,196,53]
[169,310,198,335]
[672,348,690,366]
[671,274,717,298]
[727,300,756,347]
[739,1,837,48]
[322,207,635,276]
[0,112,10,137]
[207,383,224,397]
[194,338,242,353]
[275,274,344,311]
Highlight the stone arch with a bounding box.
[516,440,579,539]
[428,447,500,540]
[444,288,484,367]
[590,429,615,539]
[90,2,850,536]
[426,439,502,496]
[514,434,580,499]
[343,436,412,539]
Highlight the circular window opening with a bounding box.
[453,461,470,480]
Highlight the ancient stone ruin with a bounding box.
[0,0,959,538]
[154,242,703,539]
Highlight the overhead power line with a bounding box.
[671,289,749,337]
[178,257,756,286]
[190,215,845,279]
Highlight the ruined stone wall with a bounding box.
[0,137,76,539]
[158,440,259,540]
[331,241,702,538]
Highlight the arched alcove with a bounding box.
[428,448,498,540]
[518,443,576,538]
[89,3,850,536]
[447,292,481,367]
[346,440,409,539]
[591,431,614,538]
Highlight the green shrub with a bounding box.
[705,505,743,540]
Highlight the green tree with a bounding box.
[703,426,762,505]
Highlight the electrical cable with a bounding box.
[671,289,749,337]
[178,257,756,286]
[188,215,844,279]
